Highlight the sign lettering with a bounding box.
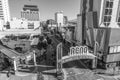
[109,45,120,53]
[69,46,88,56]
[56,43,63,72]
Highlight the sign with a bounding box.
[69,46,88,56]
[56,43,63,72]
[109,46,120,53]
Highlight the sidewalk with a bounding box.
[62,69,67,80]
[0,73,9,80]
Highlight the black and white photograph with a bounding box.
[1,0,120,80]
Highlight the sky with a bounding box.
[9,0,80,21]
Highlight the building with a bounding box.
[10,18,28,29]
[46,19,56,29]
[78,0,120,71]
[21,5,40,29]
[79,0,120,28]
[0,0,10,24]
[63,16,68,25]
[75,14,83,45]
[46,19,56,25]
[21,5,40,21]
[55,11,64,27]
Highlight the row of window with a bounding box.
[103,0,113,26]
[21,11,39,14]
[102,0,120,27]
[117,0,120,24]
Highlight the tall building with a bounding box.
[55,11,64,27]
[79,0,120,28]
[0,0,10,23]
[21,5,40,29]
[21,5,40,21]
[78,0,120,70]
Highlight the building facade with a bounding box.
[80,0,120,28]
[78,0,120,71]
[46,19,57,29]
[0,0,10,23]
[21,5,40,29]
[10,18,28,29]
[55,11,64,27]
[21,5,40,21]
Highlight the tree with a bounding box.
[5,21,10,29]
[46,37,52,45]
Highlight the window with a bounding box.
[103,0,114,27]
[116,0,120,26]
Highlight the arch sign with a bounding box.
[69,46,88,56]
[61,46,96,63]
[56,43,96,73]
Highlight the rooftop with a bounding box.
[23,5,39,11]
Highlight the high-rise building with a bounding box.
[79,0,120,70]
[55,11,64,27]
[0,0,10,23]
[21,5,40,21]
[80,0,120,28]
